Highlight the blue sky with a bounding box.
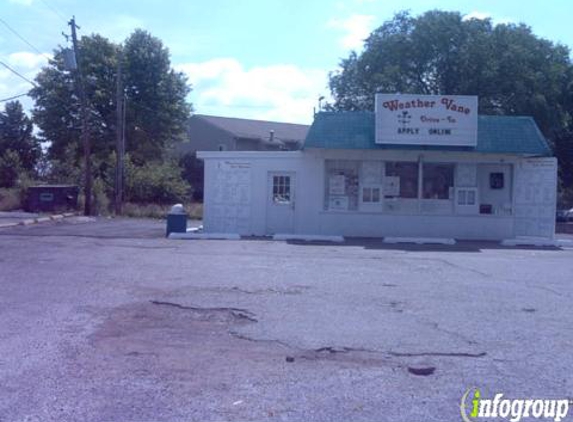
[1,0,572,124]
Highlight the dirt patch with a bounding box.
[85,301,291,415]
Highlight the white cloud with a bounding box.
[463,11,491,21]
[0,51,48,113]
[8,51,51,69]
[175,58,329,124]
[327,14,375,50]
[463,11,514,25]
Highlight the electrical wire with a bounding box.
[38,0,69,24]
[0,60,37,87]
[0,92,30,103]
[0,18,53,63]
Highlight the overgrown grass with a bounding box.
[0,188,21,211]
[121,202,203,220]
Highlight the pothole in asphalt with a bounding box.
[149,300,258,323]
[89,300,485,383]
[407,366,436,376]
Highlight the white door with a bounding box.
[266,172,295,234]
[513,158,557,238]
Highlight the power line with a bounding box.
[0,92,30,103]
[0,60,37,87]
[38,0,68,24]
[0,18,53,63]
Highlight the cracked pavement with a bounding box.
[1,218,572,421]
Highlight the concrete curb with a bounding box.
[557,239,573,248]
[384,237,456,245]
[0,212,79,229]
[501,237,560,247]
[273,234,345,243]
[168,232,241,240]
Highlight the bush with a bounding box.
[122,202,203,219]
[92,177,111,215]
[125,159,191,204]
[0,150,24,188]
[0,188,20,211]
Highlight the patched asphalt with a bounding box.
[1,217,572,421]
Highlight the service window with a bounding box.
[384,162,418,198]
[455,187,479,215]
[359,185,383,212]
[362,186,381,203]
[359,161,383,211]
[422,163,454,199]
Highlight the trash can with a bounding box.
[166,204,187,237]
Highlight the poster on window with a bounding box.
[329,196,349,211]
[384,176,400,196]
[329,174,346,195]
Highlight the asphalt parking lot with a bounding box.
[1,217,572,422]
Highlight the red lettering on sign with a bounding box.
[441,97,471,114]
[382,99,437,111]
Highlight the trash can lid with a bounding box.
[169,203,186,214]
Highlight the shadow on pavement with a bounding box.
[284,237,563,253]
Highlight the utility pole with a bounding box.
[115,49,125,215]
[68,16,92,216]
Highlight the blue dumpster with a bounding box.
[166,204,187,237]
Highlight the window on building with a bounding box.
[422,163,454,199]
[455,187,479,214]
[457,188,477,206]
[359,161,383,209]
[272,175,291,204]
[362,186,381,203]
[385,162,418,198]
[325,160,359,211]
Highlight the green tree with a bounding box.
[0,101,40,173]
[328,10,573,192]
[0,150,23,188]
[123,29,192,164]
[328,10,572,136]
[31,35,118,163]
[30,30,191,166]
